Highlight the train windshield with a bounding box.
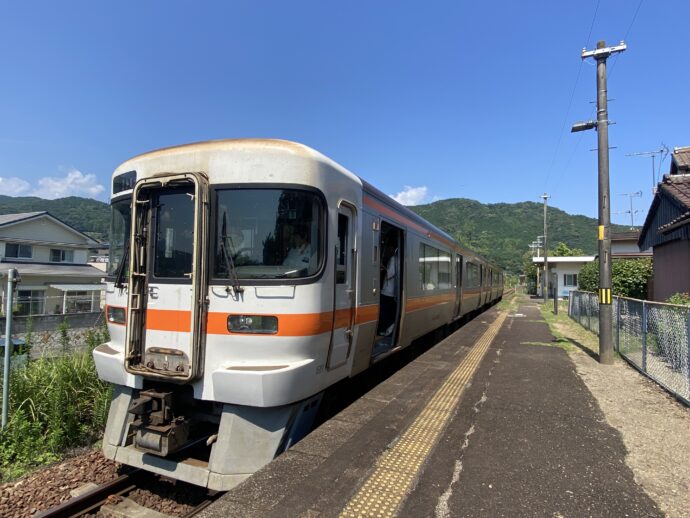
[213,188,323,280]
[108,197,131,277]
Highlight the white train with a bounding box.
[93,139,503,490]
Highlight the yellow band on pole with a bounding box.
[598,225,605,240]
[599,288,611,304]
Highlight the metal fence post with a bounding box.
[642,300,647,373]
[2,269,18,429]
[687,307,690,396]
[615,296,620,352]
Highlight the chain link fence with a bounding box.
[569,290,690,405]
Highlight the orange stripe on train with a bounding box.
[139,299,445,336]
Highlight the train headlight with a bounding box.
[107,306,126,325]
[227,315,278,334]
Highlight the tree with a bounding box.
[551,242,585,257]
[577,258,652,299]
[521,251,538,293]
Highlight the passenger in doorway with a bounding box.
[378,242,399,337]
[283,229,313,272]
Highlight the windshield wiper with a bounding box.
[220,212,244,294]
[114,244,130,289]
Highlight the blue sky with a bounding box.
[0,1,687,227]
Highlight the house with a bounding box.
[611,230,652,259]
[638,146,690,301]
[532,256,596,298]
[0,212,105,316]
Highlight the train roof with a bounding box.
[115,139,501,271]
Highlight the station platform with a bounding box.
[199,299,661,517]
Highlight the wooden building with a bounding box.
[638,146,690,301]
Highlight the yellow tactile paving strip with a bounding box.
[340,312,507,518]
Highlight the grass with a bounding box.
[497,291,519,312]
[537,298,601,358]
[0,326,112,482]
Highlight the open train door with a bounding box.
[124,172,209,383]
[327,203,356,369]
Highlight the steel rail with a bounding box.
[35,470,141,518]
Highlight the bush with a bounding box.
[0,326,111,481]
[666,292,690,306]
[577,258,652,299]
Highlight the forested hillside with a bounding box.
[410,198,630,273]
[0,195,629,272]
[0,195,110,241]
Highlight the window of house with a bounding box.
[564,273,578,286]
[50,249,75,263]
[5,243,32,259]
[16,290,45,316]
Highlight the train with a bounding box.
[93,139,503,490]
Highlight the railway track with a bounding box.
[35,469,220,518]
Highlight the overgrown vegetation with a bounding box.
[578,258,653,299]
[0,326,112,481]
[667,292,690,306]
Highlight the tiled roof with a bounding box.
[0,212,46,227]
[659,174,690,210]
[0,262,104,278]
[659,210,690,234]
[671,146,690,174]
[611,230,640,241]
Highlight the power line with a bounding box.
[543,0,600,190]
[609,0,644,77]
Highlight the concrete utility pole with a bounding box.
[541,194,550,304]
[574,40,627,365]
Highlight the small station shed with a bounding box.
[532,256,596,298]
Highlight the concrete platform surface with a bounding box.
[200,301,661,517]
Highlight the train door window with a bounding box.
[456,255,463,286]
[336,213,349,284]
[153,188,195,279]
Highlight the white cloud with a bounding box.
[391,185,429,206]
[0,176,31,196]
[31,168,105,200]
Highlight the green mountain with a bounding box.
[0,195,110,242]
[410,198,630,273]
[0,195,628,273]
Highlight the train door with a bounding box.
[327,204,356,369]
[453,254,463,318]
[125,173,209,382]
[373,222,403,357]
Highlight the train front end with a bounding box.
[93,141,359,490]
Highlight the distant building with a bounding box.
[611,230,651,259]
[0,212,105,315]
[532,256,596,298]
[638,146,690,301]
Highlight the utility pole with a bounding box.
[573,39,626,365]
[541,194,550,303]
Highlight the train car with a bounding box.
[93,139,503,490]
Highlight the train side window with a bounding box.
[336,213,348,284]
[419,243,450,290]
[465,261,480,288]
